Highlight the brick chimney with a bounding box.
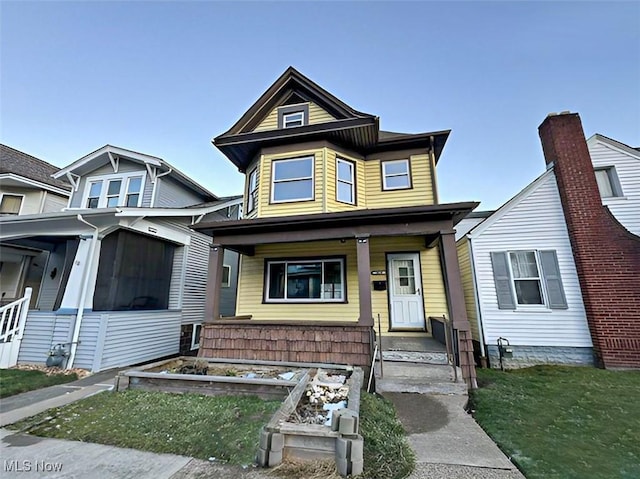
[539,112,640,368]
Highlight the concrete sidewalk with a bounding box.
[376,361,525,479]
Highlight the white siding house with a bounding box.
[457,133,638,368]
[587,134,640,236]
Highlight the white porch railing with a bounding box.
[0,287,32,368]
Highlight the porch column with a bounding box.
[204,244,225,321]
[356,236,373,326]
[440,230,477,388]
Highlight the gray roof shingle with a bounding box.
[0,144,70,191]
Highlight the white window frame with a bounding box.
[81,171,146,209]
[507,250,547,308]
[283,111,305,128]
[265,258,346,303]
[0,193,25,215]
[271,157,314,203]
[222,265,231,288]
[191,323,202,350]
[381,159,411,190]
[336,158,355,205]
[247,168,258,213]
[594,166,623,198]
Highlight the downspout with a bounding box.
[66,214,100,369]
[467,235,486,361]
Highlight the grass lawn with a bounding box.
[9,388,414,478]
[9,390,282,465]
[0,369,78,398]
[471,366,640,479]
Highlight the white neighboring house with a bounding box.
[0,144,242,371]
[456,133,639,367]
[1,145,71,306]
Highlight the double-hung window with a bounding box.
[509,251,544,305]
[490,250,568,310]
[271,157,314,203]
[247,168,258,213]
[277,104,309,129]
[336,158,355,204]
[382,159,411,190]
[0,194,23,215]
[83,172,144,208]
[266,258,345,302]
[283,111,305,128]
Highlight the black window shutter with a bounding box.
[539,250,568,309]
[490,252,516,310]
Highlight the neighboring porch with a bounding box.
[195,203,478,387]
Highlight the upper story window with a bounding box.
[336,158,355,205]
[594,167,623,198]
[382,159,411,190]
[0,194,23,215]
[277,104,309,129]
[83,172,145,209]
[271,157,314,203]
[265,257,345,303]
[247,168,258,213]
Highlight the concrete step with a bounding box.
[374,361,467,396]
[381,350,448,365]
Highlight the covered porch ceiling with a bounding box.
[193,202,478,255]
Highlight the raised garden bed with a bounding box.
[118,357,364,477]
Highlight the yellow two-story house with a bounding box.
[195,67,478,385]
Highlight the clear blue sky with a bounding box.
[2,1,638,210]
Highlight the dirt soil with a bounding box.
[12,364,90,378]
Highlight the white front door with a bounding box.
[388,253,426,330]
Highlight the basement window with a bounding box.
[191,324,202,350]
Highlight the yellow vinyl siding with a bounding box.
[258,148,325,218]
[235,236,449,335]
[365,154,434,208]
[253,102,336,132]
[235,240,360,322]
[324,149,366,212]
[456,238,479,339]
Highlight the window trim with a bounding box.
[594,166,624,198]
[247,168,258,213]
[270,156,315,204]
[191,324,202,350]
[0,193,25,215]
[277,103,310,129]
[81,171,146,209]
[381,159,412,191]
[507,250,546,308]
[336,158,356,205]
[263,256,347,304]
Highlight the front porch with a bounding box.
[195,204,478,387]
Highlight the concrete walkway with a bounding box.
[376,361,525,479]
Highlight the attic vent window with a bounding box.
[277,103,310,129]
[283,111,304,128]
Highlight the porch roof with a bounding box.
[193,202,478,254]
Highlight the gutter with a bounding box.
[66,214,100,369]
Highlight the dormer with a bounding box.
[52,145,216,210]
[213,67,450,219]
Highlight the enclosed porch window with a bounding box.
[265,257,345,302]
[93,229,175,311]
